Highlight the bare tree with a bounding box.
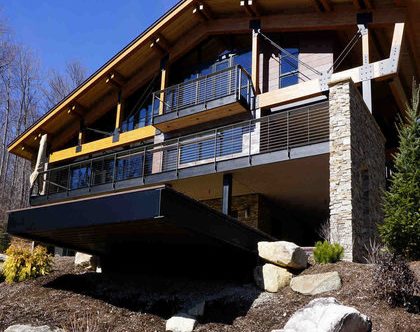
[43,60,87,110]
[0,45,41,227]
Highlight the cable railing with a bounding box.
[31,102,329,199]
[151,65,255,117]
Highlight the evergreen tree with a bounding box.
[380,83,420,260]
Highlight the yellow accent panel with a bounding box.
[49,126,156,164]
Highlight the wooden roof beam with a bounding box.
[353,0,373,10]
[106,72,126,89]
[313,0,332,12]
[67,102,86,119]
[192,3,213,21]
[240,1,262,17]
[150,34,171,56]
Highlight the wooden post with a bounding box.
[251,21,261,94]
[159,56,169,115]
[113,90,123,142]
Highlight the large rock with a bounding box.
[254,263,292,293]
[275,297,371,332]
[74,252,97,269]
[166,313,197,332]
[5,325,63,332]
[258,241,307,269]
[0,253,7,262]
[290,272,341,295]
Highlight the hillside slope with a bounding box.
[0,258,419,331]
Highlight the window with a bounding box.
[279,48,299,88]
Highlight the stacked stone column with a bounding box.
[329,78,385,262]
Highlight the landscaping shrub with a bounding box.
[374,251,419,313]
[3,241,52,283]
[313,241,344,264]
[380,83,420,260]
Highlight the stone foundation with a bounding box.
[202,193,272,233]
[329,78,385,262]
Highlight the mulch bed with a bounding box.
[0,257,419,331]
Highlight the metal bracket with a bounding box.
[320,71,332,92]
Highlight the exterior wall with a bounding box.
[299,35,333,82]
[329,78,386,262]
[262,33,333,94]
[202,194,272,234]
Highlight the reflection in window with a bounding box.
[279,48,299,88]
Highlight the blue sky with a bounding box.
[0,0,179,75]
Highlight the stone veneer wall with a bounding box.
[329,79,386,262]
[202,194,272,234]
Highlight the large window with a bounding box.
[179,126,244,165]
[279,48,299,88]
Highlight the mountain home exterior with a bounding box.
[6,0,419,263]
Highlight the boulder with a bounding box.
[276,297,371,332]
[74,252,97,269]
[290,272,341,296]
[166,313,197,332]
[5,325,63,332]
[258,241,307,269]
[254,263,292,293]
[0,253,7,262]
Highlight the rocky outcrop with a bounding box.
[5,326,63,332]
[254,264,292,293]
[274,297,371,332]
[258,241,307,269]
[290,272,341,295]
[166,314,197,332]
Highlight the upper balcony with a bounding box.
[151,65,255,133]
[30,102,329,205]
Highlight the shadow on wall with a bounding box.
[271,203,329,246]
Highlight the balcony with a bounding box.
[31,102,329,205]
[152,65,255,132]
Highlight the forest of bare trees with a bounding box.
[0,15,87,238]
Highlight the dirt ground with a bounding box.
[0,257,419,332]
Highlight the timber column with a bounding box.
[328,78,385,262]
[152,57,169,174]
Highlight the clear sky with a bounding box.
[0,0,179,75]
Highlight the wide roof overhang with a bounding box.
[7,0,418,161]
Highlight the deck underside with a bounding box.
[7,187,273,262]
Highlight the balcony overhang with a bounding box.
[7,187,273,257]
[153,95,251,132]
[152,65,255,133]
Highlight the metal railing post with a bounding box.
[248,120,252,163]
[237,67,242,100]
[213,128,218,170]
[176,138,180,176]
[287,111,290,152]
[112,153,117,188]
[141,147,147,182]
[66,165,71,195]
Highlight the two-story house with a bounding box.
[6,0,419,268]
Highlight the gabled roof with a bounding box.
[8,0,418,161]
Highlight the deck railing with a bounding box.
[31,102,329,199]
[151,65,255,117]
